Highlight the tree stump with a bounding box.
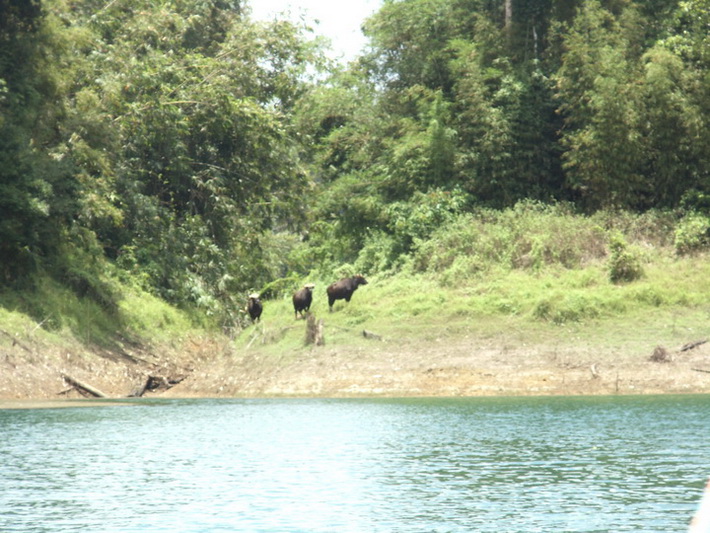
[649,345,673,363]
[305,313,325,346]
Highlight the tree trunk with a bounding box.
[305,313,324,346]
[61,374,109,398]
[505,0,512,31]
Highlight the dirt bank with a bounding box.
[2,326,710,403]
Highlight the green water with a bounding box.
[1,395,708,532]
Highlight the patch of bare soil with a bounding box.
[168,333,710,398]
[2,325,710,404]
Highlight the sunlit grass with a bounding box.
[118,289,195,342]
[3,207,710,366]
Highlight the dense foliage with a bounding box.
[298,0,710,277]
[1,0,709,330]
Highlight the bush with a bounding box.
[354,231,403,274]
[608,231,644,283]
[386,188,468,249]
[412,201,608,276]
[674,213,710,255]
[532,293,602,324]
[591,209,677,248]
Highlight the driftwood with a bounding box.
[681,339,708,352]
[590,364,600,379]
[362,330,384,341]
[61,373,109,398]
[650,339,708,363]
[129,379,150,398]
[129,374,189,397]
[61,372,188,399]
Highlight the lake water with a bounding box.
[1,395,708,532]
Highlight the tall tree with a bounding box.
[555,1,646,209]
[0,0,78,280]
[18,0,327,315]
[657,0,710,208]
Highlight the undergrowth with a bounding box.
[2,204,710,356]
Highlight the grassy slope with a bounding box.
[232,252,710,363]
[3,207,710,398]
[3,252,708,364]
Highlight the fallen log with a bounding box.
[128,374,189,397]
[61,373,109,398]
[682,339,708,352]
[128,378,149,398]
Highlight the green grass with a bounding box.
[2,253,709,368]
[0,273,202,354]
[231,242,710,361]
[2,206,710,367]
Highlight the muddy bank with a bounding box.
[2,330,710,402]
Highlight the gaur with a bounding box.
[292,283,315,319]
[247,293,262,322]
[326,275,368,312]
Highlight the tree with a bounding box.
[0,0,80,280]
[638,46,699,208]
[91,3,321,310]
[657,0,710,208]
[554,1,646,210]
[362,0,481,95]
[4,0,328,317]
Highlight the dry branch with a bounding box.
[128,379,149,398]
[128,374,189,397]
[681,339,707,352]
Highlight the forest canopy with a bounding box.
[1,0,709,327]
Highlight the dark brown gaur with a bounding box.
[247,293,262,322]
[292,283,315,319]
[326,275,368,312]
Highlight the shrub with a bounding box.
[354,231,403,274]
[531,292,601,324]
[608,231,644,283]
[412,201,608,276]
[386,188,468,248]
[674,213,710,255]
[592,209,677,248]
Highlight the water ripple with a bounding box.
[0,395,708,532]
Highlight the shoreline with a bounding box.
[3,333,710,404]
[3,387,710,410]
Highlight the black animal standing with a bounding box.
[292,283,315,319]
[326,275,368,312]
[247,293,262,322]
